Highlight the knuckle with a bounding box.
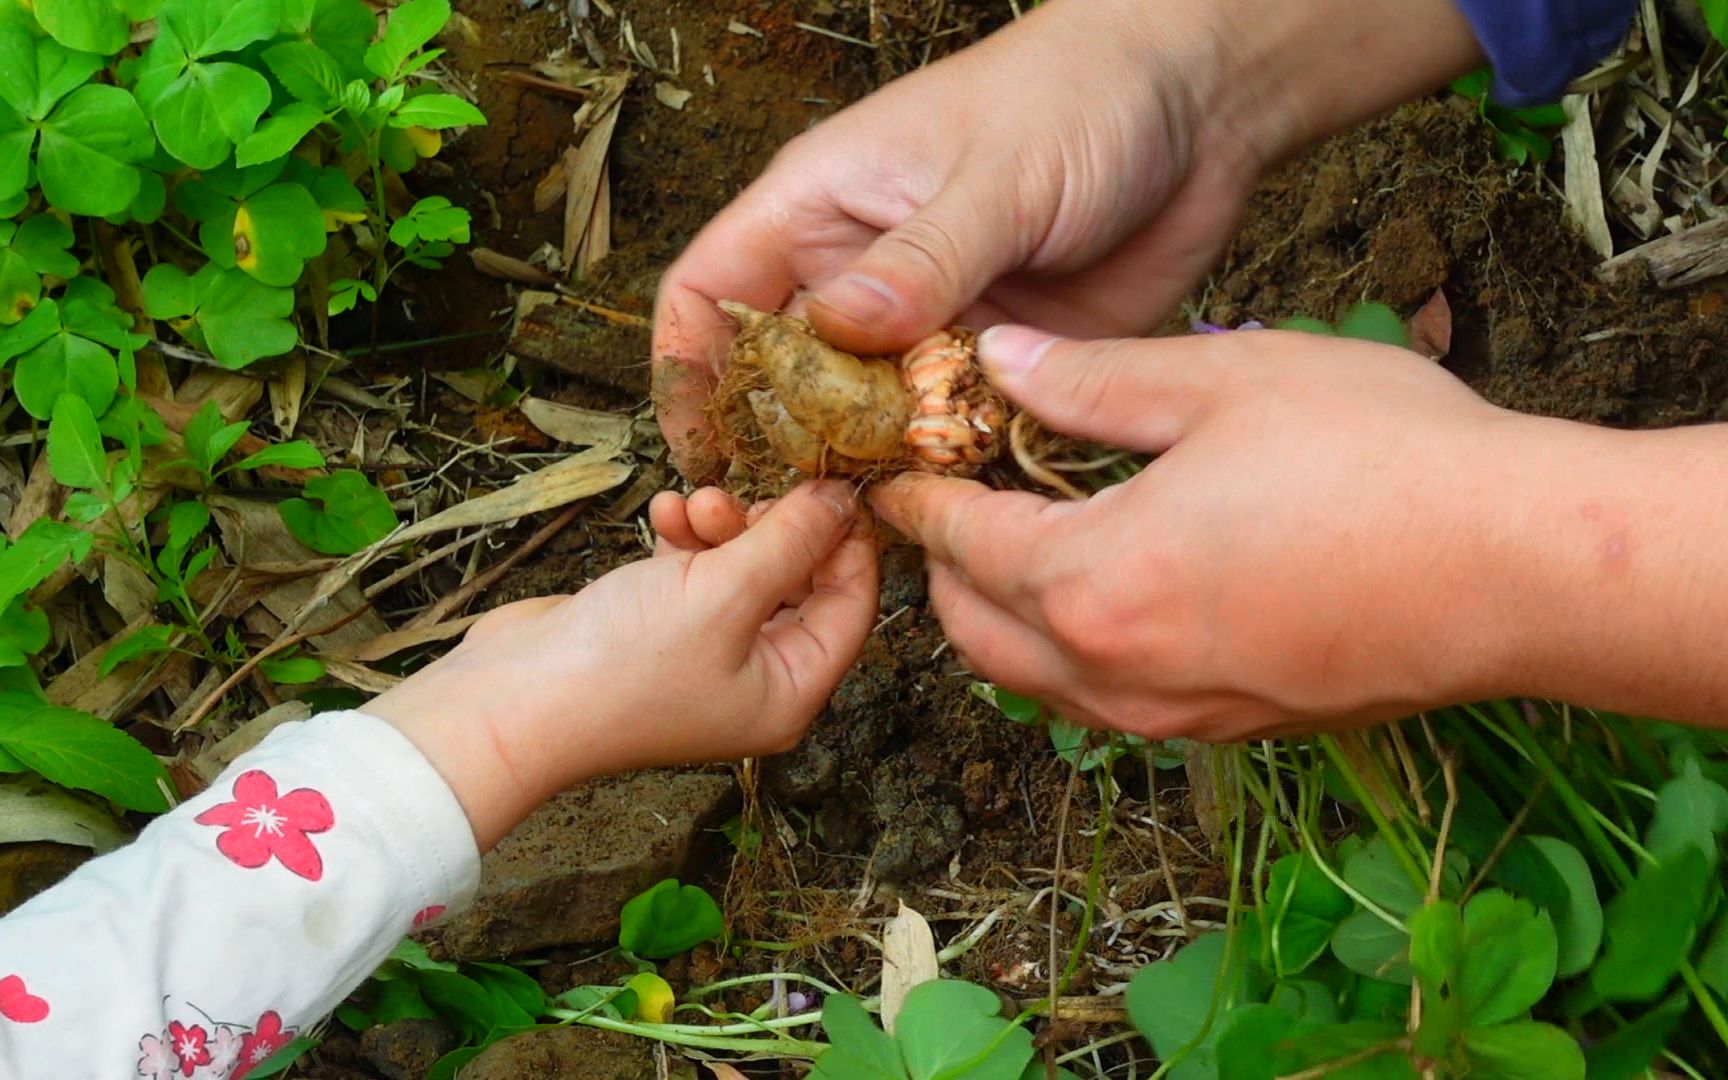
[881,216,966,298]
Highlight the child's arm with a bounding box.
[0,481,875,1079]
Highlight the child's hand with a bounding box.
[370,480,878,849]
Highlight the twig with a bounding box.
[794,21,876,48]
[402,501,587,630]
[1047,755,1080,1015]
[362,525,503,599]
[177,603,377,731]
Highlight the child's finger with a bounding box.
[649,491,701,554]
[686,487,750,548]
[708,481,858,625]
[760,525,879,714]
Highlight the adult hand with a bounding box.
[371,481,878,848]
[652,0,1484,479]
[870,326,1544,741]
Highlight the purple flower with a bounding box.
[1190,318,1264,335]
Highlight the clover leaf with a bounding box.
[0,29,153,216]
[133,0,284,169]
[0,214,79,324]
[5,277,137,418]
[32,0,129,56]
[278,469,397,555]
[142,262,296,368]
[617,878,726,959]
[175,160,327,285]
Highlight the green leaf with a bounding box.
[1269,852,1355,923]
[165,496,210,552]
[262,40,343,106]
[228,181,327,286]
[1217,1004,1302,1080]
[242,1036,320,1079]
[1254,908,1336,979]
[0,25,104,121]
[1522,836,1603,979]
[0,692,168,811]
[982,685,1042,725]
[1699,909,1728,998]
[1331,910,1411,985]
[37,84,153,215]
[1275,316,1336,337]
[231,440,325,471]
[0,519,92,608]
[1454,890,1556,1027]
[0,215,81,323]
[99,625,175,677]
[236,103,326,167]
[1591,846,1710,1003]
[308,0,373,78]
[811,995,905,1080]
[278,469,397,554]
[1706,0,1728,46]
[414,969,514,1041]
[34,0,129,56]
[1343,837,1440,917]
[389,92,484,130]
[48,392,107,490]
[424,1046,486,1080]
[1405,899,1461,991]
[616,878,725,959]
[1271,1022,1414,1078]
[181,398,224,473]
[1336,302,1409,349]
[0,598,49,667]
[259,654,324,684]
[146,58,272,169]
[141,263,196,320]
[1460,1022,1585,1080]
[161,0,282,56]
[1126,931,1248,1079]
[390,195,470,247]
[1581,997,1687,1080]
[364,0,449,80]
[469,962,548,1020]
[896,979,1034,1080]
[1643,762,1728,867]
[1267,980,1340,1026]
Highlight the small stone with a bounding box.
[429,770,739,959]
[0,843,89,916]
[462,1025,697,1080]
[359,1019,458,1080]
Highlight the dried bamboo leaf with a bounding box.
[472,248,560,288]
[319,657,401,694]
[1562,94,1614,260]
[880,901,939,1036]
[393,446,634,545]
[654,83,692,110]
[520,397,655,448]
[269,354,308,437]
[185,701,313,785]
[534,154,570,213]
[577,164,612,276]
[0,774,128,852]
[327,613,482,663]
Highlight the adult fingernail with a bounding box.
[978,325,1058,380]
[813,273,898,324]
[812,481,858,521]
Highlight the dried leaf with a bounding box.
[533,155,570,213]
[1561,94,1613,260]
[472,248,560,288]
[519,397,655,449]
[393,445,634,545]
[706,1066,748,1080]
[328,613,483,663]
[185,701,312,785]
[1407,289,1452,361]
[880,901,939,1037]
[319,657,401,694]
[0,773,128,852]
[102,554,157,623]
[269,354,308,437]
[726,20,763,37]
[577,165,612,276]
[654,83,692,110]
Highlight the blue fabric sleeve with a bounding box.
[1451,0,1638,106]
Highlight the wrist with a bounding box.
[1196,0,1484,172]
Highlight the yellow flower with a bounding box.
[406,126,442,159]
[624,972,675,1024]
[232,206,259,272]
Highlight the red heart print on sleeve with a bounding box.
[0,974,48,1024]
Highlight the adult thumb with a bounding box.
[978,326,1222,454]
[807,178,1025,355]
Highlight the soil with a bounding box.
[297,1,1728,1077]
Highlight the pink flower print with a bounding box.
[232,1011,296,1080]
[206,1025,244,1075]
[137,1032,177,1080]
[412,904,447,929]
[0,974,48,1023]
[195,770,334,881]
[168,1020,210,1076]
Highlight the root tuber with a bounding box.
[708,301,1010,485]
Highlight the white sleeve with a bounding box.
[0,709,480,1080]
